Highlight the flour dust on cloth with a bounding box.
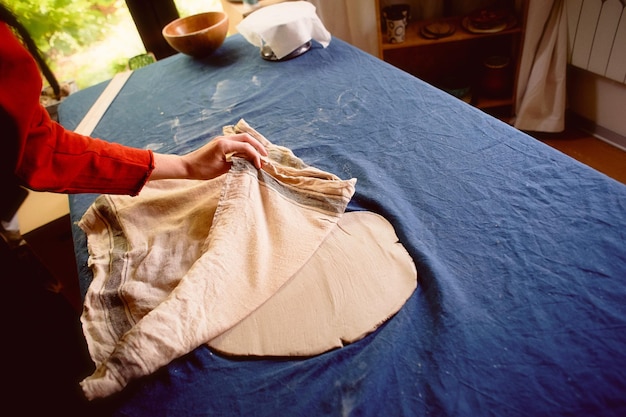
[79,119,417,400]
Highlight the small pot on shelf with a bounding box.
[479,55,512,98]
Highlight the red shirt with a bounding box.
[0,22,153,196]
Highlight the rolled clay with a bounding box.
[208,211,418,356]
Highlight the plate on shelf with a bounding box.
[461,14,516,34]
[420,21,456,39]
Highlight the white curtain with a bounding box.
[308,0,379,57]
[514,0,568,132]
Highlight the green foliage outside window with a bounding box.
[3,0,218,89]
[3,0,132,88]
[4,0,119,57]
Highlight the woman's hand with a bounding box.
[149,133,268,181]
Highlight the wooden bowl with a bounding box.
[162,12,229,58]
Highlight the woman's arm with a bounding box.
[150,133,268,181]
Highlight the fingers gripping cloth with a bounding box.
[79,119,356,399]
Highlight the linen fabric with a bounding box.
[514,0,567,132]
[79,120,356,399]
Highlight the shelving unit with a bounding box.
[375,0,528,119]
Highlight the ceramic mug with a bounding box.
[383,4,410,44]
[387,18,407,43]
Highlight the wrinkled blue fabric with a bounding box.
[59,35,626,417]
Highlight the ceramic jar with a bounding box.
[480,55,512,98]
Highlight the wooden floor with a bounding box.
[528,126,626,185]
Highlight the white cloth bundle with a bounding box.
[79,120,355,399]
[237,1,331,59]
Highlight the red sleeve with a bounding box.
[16,106,154,195]
[1,23,154,196]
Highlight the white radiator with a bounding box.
[567,0,626,84]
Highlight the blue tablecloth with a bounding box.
[59,34,626,416]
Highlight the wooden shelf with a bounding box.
[381,15,522,50]
[375,0,529,121]
[475,96,514,110]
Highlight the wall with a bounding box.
[308,0,378,56]
[568,66,626,149]
[565,0,626,148]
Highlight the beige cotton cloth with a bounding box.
[79,120,356,399]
